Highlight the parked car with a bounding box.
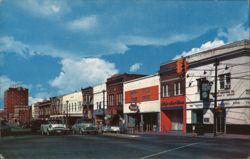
[40,120,69,135]
[101,125,120,133]
[72,119,98,135]
[0,120,11,136]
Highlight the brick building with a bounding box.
[4,86,28,120]
[36,100,51,120]
[160,58,187,134]
[106,73,145,126]
[81,87,94,122]
[13,106,31,125]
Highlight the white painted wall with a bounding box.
[123,74,160,114]
[186,48,250,125]
[93,84,106,111]
[62,91,83,117]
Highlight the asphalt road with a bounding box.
[0,134,249,159]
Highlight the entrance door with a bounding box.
[171,110,183,131]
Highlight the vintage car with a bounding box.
[72,119,98,135]
[101,125,120,133]
[40,120,69,135]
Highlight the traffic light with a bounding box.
[200,79,210,101]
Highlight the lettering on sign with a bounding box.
[161,100,184,106]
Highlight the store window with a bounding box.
[219,73,231,90]
[191,109,203,124]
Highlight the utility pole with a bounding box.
[213,59,219,137]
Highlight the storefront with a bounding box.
[161,96,186,133]
[124,74,161,132]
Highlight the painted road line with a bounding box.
[0,154,5,159]
[139,142,203,159]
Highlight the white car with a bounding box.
[40,120,69,135]
[72,119,98,135]
[101,125,120,133]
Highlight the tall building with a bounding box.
[4,86,28,120]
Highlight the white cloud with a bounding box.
[16,0,69,17]
[130,63,142,72]
[50,58,118,93]
[0,76,17,100]
[173,39,225,59]
[0,36,35,57]
[218,24,249,42]
[0,36,78,59]
[29,96,43,105]
[102,33,199,54]
[67,15,98,31]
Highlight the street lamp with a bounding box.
[66,100,69,128]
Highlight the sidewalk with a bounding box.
[134,131,250,140]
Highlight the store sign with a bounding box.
[129,102,139,111]
[161,96,185,107]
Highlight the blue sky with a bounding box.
[0,0,249,107]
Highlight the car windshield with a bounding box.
[49,120,62,124]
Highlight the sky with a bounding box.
[0,0,249,108]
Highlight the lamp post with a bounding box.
[66,100,69,128]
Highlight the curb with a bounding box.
[102,133,140,138]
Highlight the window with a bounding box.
[108,95,114,106]
[162,84,169,97]
[174,82,181,95]
[219,73,231,90]
[117,93,123,105]
[192,109,203,124]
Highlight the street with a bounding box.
[0,134,249,159]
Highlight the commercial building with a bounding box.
[13,106,31,125]
[50,95,64,120]
[62,91,83,126]
[106,73,145,126]
[36,100,51,120]
[4,86,28,120]
[185,40,250,134]
[159,59,187,133]
[81,87,94,122]
[93,84,106,125]
[124,74,160,132]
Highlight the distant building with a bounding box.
[50,95,64,120]
[4,86,28,121]
[13,106,31,125]
[81,87,94,122]
[36,100,51,120]
[106,73,146,126]
[93,84,106,125]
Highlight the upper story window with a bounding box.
[174,82,181,96]
[161,84,169,97]
[219,73,231,90]
[117,93,123,106]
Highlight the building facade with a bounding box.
[4,86,28,120]
[50,95,64,120]
[13,106,31,125]
[106,73,145,126]
[62,91,83,126]
[37,100,51,120]
[124,74,160,132]
[81,87,94,122]
[185,40,250,134]
[93,84,106,125]
[160,59,187,133]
